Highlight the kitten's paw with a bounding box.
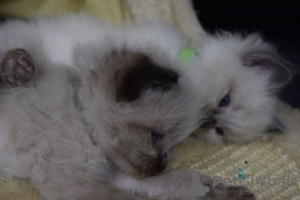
[1,48,35,87]
[207,184,255,200]
[139,170,255,200]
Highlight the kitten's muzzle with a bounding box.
[134,152,168,177]
[200,116,216,129]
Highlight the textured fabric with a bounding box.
[0,0,299,199]
[0,177,41,200]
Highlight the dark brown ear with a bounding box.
[243,53,296,87]
[116,53,179,102]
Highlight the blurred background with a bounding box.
[193,1,300,108]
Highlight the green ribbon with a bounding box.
[179,47,196,64]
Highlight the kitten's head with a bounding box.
[73,39,213,178]
[190,33,295,144]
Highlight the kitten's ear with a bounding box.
[115,52,179,102]
[73,44,179,102]
[266,117,285,134]
[242,52,296,88]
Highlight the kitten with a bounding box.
[188,33,295,144]
[0,28,255,200]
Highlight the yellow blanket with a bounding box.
[0,0,132,24]
[0,1,299,199]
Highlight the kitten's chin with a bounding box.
[115,160,164,179]
[123,167,162,179]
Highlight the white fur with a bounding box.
[189,33,293,144]
[0,14,186,67]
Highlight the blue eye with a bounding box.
[219,94,230,107]
[151,131,160,144]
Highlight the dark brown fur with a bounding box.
[113,50,179,102]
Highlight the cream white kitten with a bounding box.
[0,15,255,200]
[189,33,295,144]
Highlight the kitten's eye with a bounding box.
[215,127,224,136]
[151,131,160,144]
[219,94,230,107]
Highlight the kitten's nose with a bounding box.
[158,152,168,172]
[200,116,216,129]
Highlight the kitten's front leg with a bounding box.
[60,181,142,200]
[31,172,142,200]
[114,170,255,200]
[0,48,35,87]
[140,170,255,200]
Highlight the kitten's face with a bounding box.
[103,92,200,178]
[75,42,211,178]
[190,34,294,144]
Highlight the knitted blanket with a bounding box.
[0,1,299,199]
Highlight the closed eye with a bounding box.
[219,94,230,107]
[151,131,160,144]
